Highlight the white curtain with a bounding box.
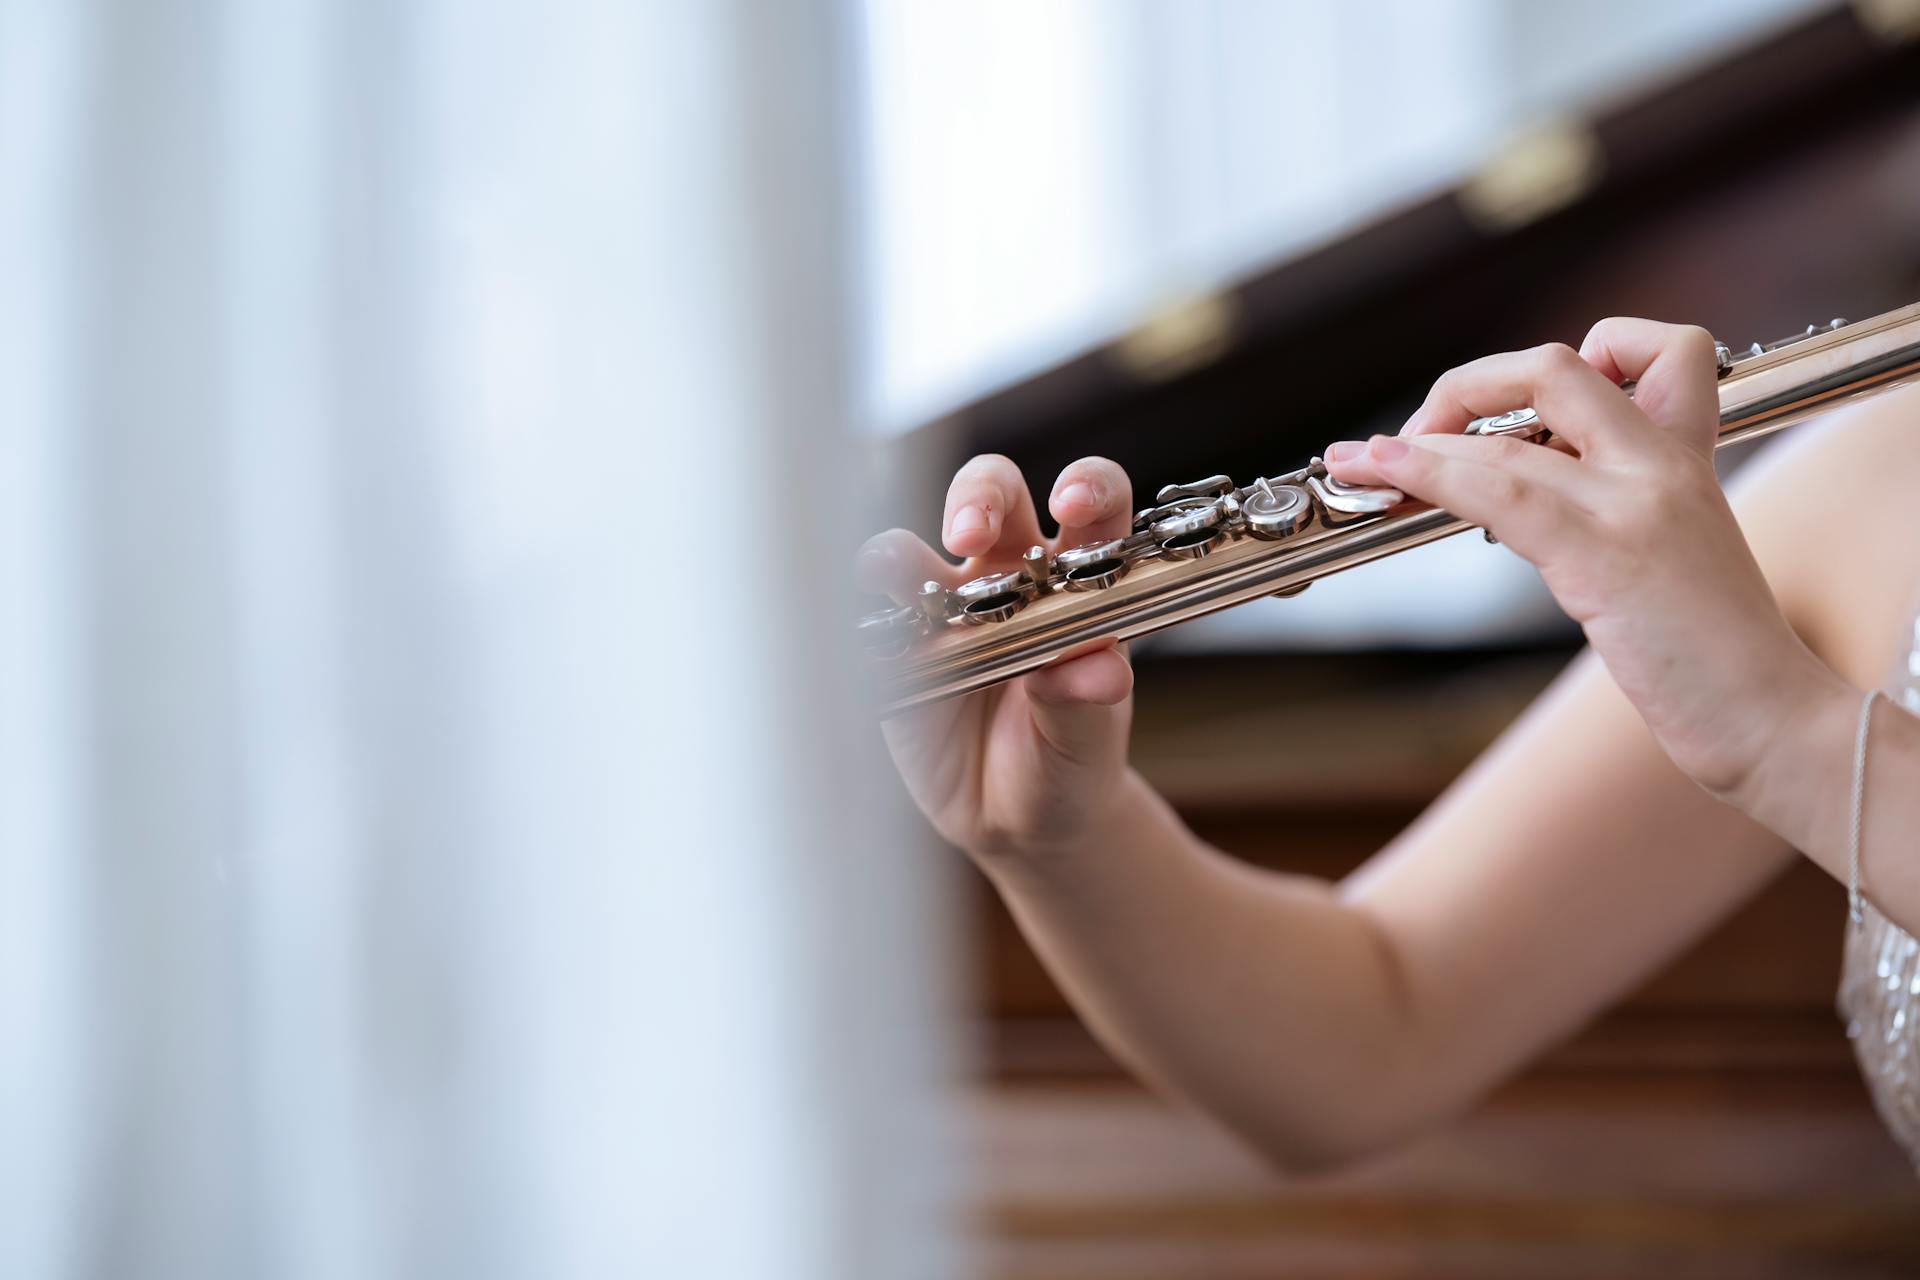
[0,2,950,1278]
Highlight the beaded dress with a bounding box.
[1837,610,1920,1168]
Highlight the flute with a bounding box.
[860,301,1920,715]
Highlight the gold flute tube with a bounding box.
[876,301,1920,716]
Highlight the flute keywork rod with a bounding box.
[859,302,1920,715]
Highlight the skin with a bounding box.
[858,322,1920,1172]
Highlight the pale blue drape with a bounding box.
[0,3,950,1277]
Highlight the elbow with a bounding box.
[1247,1135,1365,1180]
[1211,1089,1437,1180]
[1243,1123,1405,1180]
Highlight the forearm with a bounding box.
[1740,663,1920,934]
[977,768,1430,1170]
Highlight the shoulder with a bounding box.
[1728,382,1920,686]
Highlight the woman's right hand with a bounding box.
[857,454,1139,860]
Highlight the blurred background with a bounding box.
[4,1,1919,1277]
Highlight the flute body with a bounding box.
[861,301,1920,715]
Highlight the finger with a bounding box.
[1048,456,1135,548]
[1328,428,1581,492]
[1377,429,1585,494]
[1022,643,1133,764]
[1362,433,1595,560]
[855,527,965,605]
[1579,318,1721,456]
[944,454,1047,562]
[1401,343,1650,459]
[1323,437,1391,488]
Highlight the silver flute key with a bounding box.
[859,309,1917,714]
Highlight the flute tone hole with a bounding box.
[1160,529,1219,559]
[960,592,1023,622]
[1065,561,1125,588]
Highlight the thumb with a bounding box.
[1021,644,1133,765]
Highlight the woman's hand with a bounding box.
[1325,318,1836,804]
[856,455,1139,859]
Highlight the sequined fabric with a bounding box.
[1836,614,1920,1171]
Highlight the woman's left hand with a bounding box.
[1324,318,1837,805]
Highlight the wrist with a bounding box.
[971,766,1160,884]
[1725,653,1857,841]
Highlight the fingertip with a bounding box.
[1049,480,1101,525]
[856,527,958,602]
[853,539,893,593]
[1050,457,1132,533]
[1324,452,1386,487]
[944,503,995,556]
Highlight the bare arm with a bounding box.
[1729,389,1920,928]
[984,582,1791,1171]
[868,347,1920,1172]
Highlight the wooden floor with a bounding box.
[968,1072,1920,1279]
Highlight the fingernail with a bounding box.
[1369,435,1409,462]
[949,505,990,538]
[1056,481,1097,509]
[1324,440,1362,463]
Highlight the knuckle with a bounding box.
[961,451,1016,475]
[1581,316,1625,350]
[949,453,1021,514]
[1532,341,1585,376]
[1674,323,1717,363]
[1425,368,1469,413]
[954,452,1020,491]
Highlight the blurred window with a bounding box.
[856,0,1826,434]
